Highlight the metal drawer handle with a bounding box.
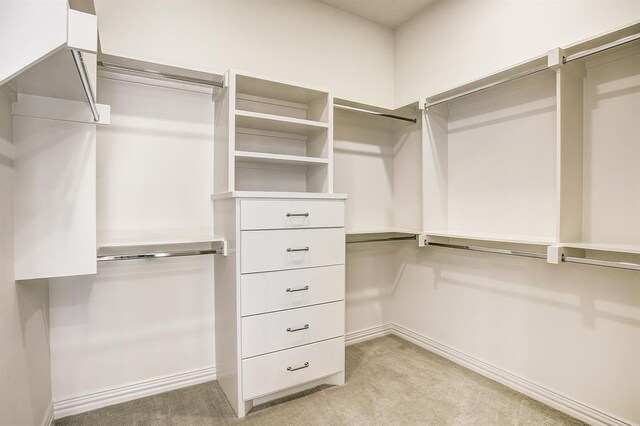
[286,247,309,252]
[286,324,309,332]
[286,212,309,217]
[287,362,309,372]
[286,285,309,293]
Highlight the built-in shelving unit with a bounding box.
[333,100,422,235]
[422,55,557,247]
[214,70,333,195]
[419,21,640,272]
[553,24,640,260]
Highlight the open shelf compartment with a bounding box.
[423,65,558,246]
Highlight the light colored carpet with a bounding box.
[55,335,583,425]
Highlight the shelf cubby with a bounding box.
[215,70,333,195]
[422,64,558,246]
[333,102,422,234]
[556,37,640,256]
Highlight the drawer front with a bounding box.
[241,200,344,230]
[241,228,345,273]
[241,301,344,358]
[242,337,344,400]
[241,265,345,316]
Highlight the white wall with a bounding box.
[49,75,217,411]
[394,0,640,106]
[0,92,53,425]
[93,0,395,108]
[391,245,640,424]
[393,2,640,422]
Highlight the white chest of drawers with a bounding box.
[213,193,347,417]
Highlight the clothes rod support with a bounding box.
[424,64,548,110]
[425,241,547,260]
[561,254,640,272]
[97,249,220,262]
[71,50,100,122]
[98,61,224,88]
[334,104,417,123]
[564,32,640,63]
[347,235,417,244]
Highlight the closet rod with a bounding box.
[346,235,417,244]
[561,254,640,272]
[98,61,225,88]
[425,241,547,260]
[564,32,640,63]
[423,64,548,110]
[71,50,100,122]
[334,104,417,123]
[97,248,221,262]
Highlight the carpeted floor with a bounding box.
[55,335,583,425]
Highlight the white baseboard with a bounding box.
[53,366,216,420]
[390,324,634,426]
[50,326,634,426]
[345,324,393,346]
[40,402,54,426]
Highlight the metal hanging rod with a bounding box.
[425,241,547,260]
[564,32,640,63]
[334,104,417,123]
[98,61,225,88]
[423,64,548,110]
[561,254,640,272]
[346,235,417,245]
[97,248,221,262]
[71,50,100,122]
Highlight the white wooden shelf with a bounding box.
[235,110,329,135]
[558,242,640,255]
[234,150,329,166]
[425,230,555,246]
[98,235,224,250]
[212,191,347,200]
[346,228,418,236]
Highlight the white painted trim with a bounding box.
[345,324,393,346]
[49,327,634,425]
[40,402,54,426]
[53,366,216,419]
[390,324,635,426]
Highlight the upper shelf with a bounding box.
[559,242,640,256]
[235,110,329,135]
[425,230,555,246]
[235,151,329,166]
[2,8,109,124]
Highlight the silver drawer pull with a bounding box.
[286,285,309,293]
[287,362,309,372]
[286,324,309,332]
[286,247,309,252]
[286,212,309,217]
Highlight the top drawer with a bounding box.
[241,200,344,230]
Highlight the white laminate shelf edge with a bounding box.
[235,110,329,135]
[345,229,420,236]
[425,231,555,246]
[98,235,224,250]
[558,242,640,255]
[234,151,329,166]
[211,192,348,200]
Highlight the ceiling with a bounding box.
[318,0,439,29]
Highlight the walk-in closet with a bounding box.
[1,1,638,425]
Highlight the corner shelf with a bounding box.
[425,230,554,246]
[235,110,329,135]
[234,150,329,166]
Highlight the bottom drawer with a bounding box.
[242,337,344,400]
